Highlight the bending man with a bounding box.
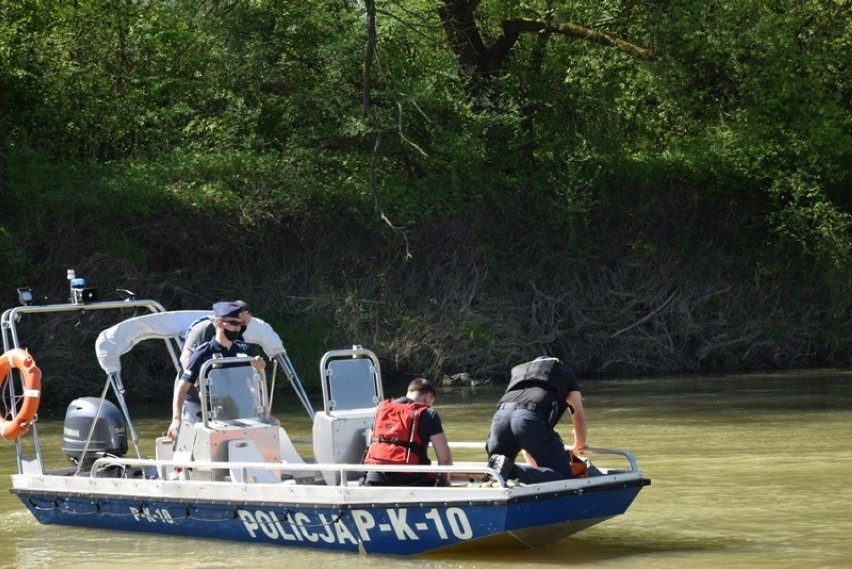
[485,357,587,484]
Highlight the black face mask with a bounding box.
[223,328,241,342]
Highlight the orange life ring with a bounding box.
[0,348,42,439]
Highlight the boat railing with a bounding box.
[1,298,171,477]
[87,456,512,486]
[447,441,641,472]
[579,446,640,471]
[88,445,641,488]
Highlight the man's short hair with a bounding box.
[408,377,435,396]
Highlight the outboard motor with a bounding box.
[62,397,128,471]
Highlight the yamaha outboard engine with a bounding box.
[62,397,128,472]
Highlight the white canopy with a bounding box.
[95,310,286,374]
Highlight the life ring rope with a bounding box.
[0,348,43,440]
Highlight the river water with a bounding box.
[1,370,850,569]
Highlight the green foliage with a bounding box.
[267,312,335,391]
[1,0,851,395]
[459,318,497,351]
[5,147,159,232]
[105,236,148,273]
[0,224,31,287]
[768,173,852,270]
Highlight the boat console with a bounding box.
[156,362,283,482]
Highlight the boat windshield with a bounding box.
[205,365,265,421]
[327,357,378,411]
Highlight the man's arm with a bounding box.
[180,323,208,369]
[179,347,192,371]
[566,390,588,451]
[429,432,453,485]
[167,380,192,438]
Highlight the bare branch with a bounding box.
[397,102,429,158]
[501,18,655,61]
[363,0,412,259]
[610,290,678,338]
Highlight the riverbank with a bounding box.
[7,227,852,412]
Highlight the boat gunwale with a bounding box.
[10,481,646,515]
[10,469,648,509]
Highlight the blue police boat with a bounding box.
[1,286,649,556]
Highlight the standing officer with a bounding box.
[167,301,265,438]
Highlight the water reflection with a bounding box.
[1,371,851,568]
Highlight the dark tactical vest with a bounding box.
[506,358,574,427]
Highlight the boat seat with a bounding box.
[279,426,303,464]
[312,408,374,486]
[169,450,192,480]
[228,439,281,484]
[278,427,320,482]
[313,347,383,485]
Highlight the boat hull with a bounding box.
[11,475,646,555]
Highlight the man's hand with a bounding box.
[166,418,181,439]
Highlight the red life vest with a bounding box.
[364,399,427,466]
